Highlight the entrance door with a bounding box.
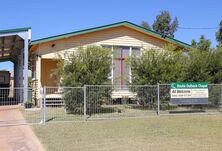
[113,46,130,88]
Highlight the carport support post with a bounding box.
[23,38,29,103]
[84,85,87,121]
[157,83,160,116]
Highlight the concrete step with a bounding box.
[43,94,64,107]
[112,89,137,99]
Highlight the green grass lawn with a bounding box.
[21,105,156,123]
[32,115,222,151]
[21,105,221,124]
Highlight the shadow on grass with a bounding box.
[46,117,56,122]
[88,107,117,114]
[169,110,206,114]
[63,106,117,116]
[130,104,156,110]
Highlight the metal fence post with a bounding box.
[84,85,87,121]
[157,83,160,116]
[220,84,222,111]
[41,86,46,124]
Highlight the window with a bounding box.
[132,47,141,56]
[101,45,141,86]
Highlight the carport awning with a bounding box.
[0,27,31,62]
[0,35,24,62]
[0,27,31,102]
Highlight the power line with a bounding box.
[178,26,219,30]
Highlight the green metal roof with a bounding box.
[31,21,191,48]
[0,27,31,35]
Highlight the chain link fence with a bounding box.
[85,85,157,119]
[42,87,84,123]
[0,87,42,124]
[0,84,222,125]
[40,85,157,123]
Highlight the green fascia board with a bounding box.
[31,21,130,45]
[0,27,31,35]
[122,22,192,48]
[31,21,191,48]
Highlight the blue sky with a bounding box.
[0,0,222,70]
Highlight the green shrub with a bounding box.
[63,88,84,114]
[54,46,112,113]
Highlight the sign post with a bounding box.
[170,82,208,105]
[157,83,160,115]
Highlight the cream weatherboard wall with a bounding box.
[34,26,166,59]
[41,59,58,87]
[31,26,173,87]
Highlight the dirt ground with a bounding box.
[0,105,45,151]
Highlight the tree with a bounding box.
[128,46,222,109]
[184,48,222,107]
[141,21,151,29]
[152,11,178,37]
[54,46,112,113]
[60,46,112,87]
[141,11,179,37]
[191,35,211,51]
[183,50,210,82]
[128,46,222,85]
[216,20,222,47]
[206,47,222,83]
[127,48,185,109]
[127,48,185,85]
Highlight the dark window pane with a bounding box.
[122,47,130,58]
[113,59,121,85]
[113,47,120,58]
[123,62,129,85]
[113,46,129,59]
[132,47,140,56]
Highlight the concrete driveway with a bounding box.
[0,105,45,151]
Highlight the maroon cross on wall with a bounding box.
[120,48,124,88]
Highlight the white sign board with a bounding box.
[170,82,208,105]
